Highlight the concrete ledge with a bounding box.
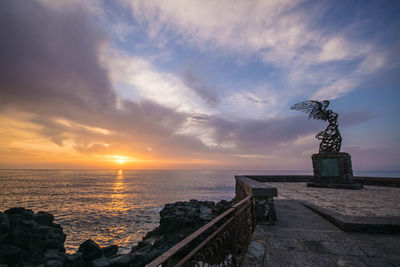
[354,177,400,187]
[300,201,400,234]
[235,176,278,224]
[235,176,278,197]
[238,175,400,187]
[241,175,312,183]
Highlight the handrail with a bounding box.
[146,195,253,267]
[175,216,235,266]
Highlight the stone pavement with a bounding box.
[241,200,400,267]
[264,182,400,217]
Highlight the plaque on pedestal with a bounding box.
[308,152,362,189]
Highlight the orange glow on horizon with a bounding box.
[0,113,287,170]
[111,155,131,165]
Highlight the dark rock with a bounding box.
[91,257,111,267]
[66,252,83,267]
[78,239,103,262]
[101,245,118,258]
[4,208,34,221]
[215,200,231,213]
[37,225,51,236]
[130,199,232,266]
[44,259,63,267]
[0,243,29,265]
[131,249,162,267]
[44,227,66,252]
[46,227,66,243]
[34,211,54,226]
[44,239,62,251]
[1,199,232,267]
[9,219,37,250]
[109,254,134,266]
[43,250,68,264]
[0,213,9,243]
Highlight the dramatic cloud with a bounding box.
[0,1,114,112]
[0,0,398,170]
[125,0,392,101]
[103,50,213,114]
[182,69,219,107]
[0,0,203,165]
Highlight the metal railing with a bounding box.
[146,195,254,267]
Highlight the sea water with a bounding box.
[0,169,398,253]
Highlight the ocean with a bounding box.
[0,169,398,254]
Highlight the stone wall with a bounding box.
[235,176,278,224]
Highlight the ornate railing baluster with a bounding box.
[146,176,278,267]
[146,196,253,267]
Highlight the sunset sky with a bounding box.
[0,0,399,170]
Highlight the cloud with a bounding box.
[219,87,280,120]
[125,0,391,103]
[0,0,205,161]
[318,37,352,62]
[312,78,358,100]
[339,111,374,127]
[126,0,309,57]
[1,0,397,170]
[126,0,304,53]
[0,0,114,113]
[200,115,323,153]
[355,52,387,75]
[345,146,400,171]
[103,49,213,114]
[181,69,219,107]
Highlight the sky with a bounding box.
[0,0,399,171]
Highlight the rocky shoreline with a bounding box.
[0,199,232,267]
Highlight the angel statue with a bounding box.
[291,100,342,153]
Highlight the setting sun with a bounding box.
[113,155,130,165]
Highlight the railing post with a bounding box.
[235,176,277,225]
[233,206,238,266]
[251,195,256,229]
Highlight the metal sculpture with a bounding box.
[291,100,342,153]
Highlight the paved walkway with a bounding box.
[242,200,400,267]
[264,182,400,217]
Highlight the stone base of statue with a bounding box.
[308,152,363,190]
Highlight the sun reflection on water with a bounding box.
[99,169,135,251]
[110,169,126,210]
[0,169,236,253]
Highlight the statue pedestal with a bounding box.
[308,152,363,190]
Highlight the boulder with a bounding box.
[101,245,118,258]
[0,213,9,243]
[45,227,66,251]
[66,252,83,267]
[0,198,232,267]
[43,250,68,265]
[130,199,232,266]
[44,259,63,267]
[78,239,103,262]
[109,254,134,266]
[91,257,111,267]
[34,211,54,226]
[9,219,37,250]
[0,243,29,265]
[4,207,34,221]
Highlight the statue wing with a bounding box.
[291,100,327,121]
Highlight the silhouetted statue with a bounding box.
[291,100,342,153]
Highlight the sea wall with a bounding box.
[0,199,232,267]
